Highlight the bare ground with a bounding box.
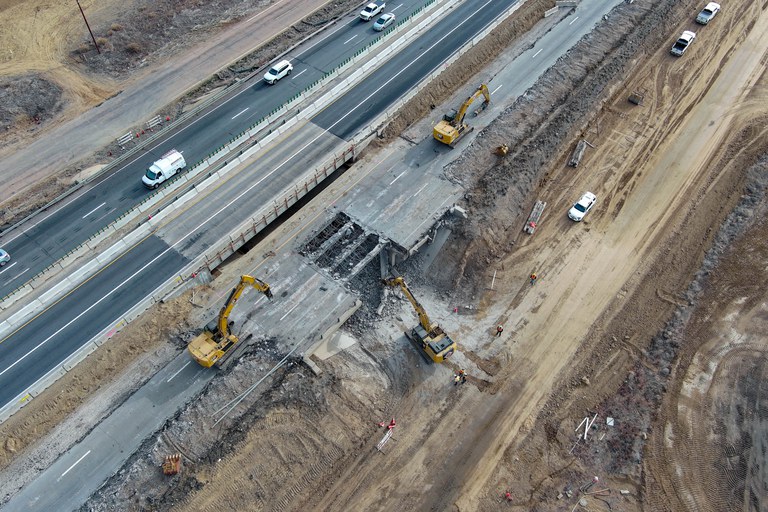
[1,0,767,510]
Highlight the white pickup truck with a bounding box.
[142,149,186,189]
[360,1,385,21]
[670,30,696,57]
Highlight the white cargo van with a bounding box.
[142,149,186,189]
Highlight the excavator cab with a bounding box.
[410,325,456,363]
[382,276,458,364]
[188,275,272,368]
[442,109,458,123]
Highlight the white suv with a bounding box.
[568,192,597,222]
[360,2,385,21]
[263,60,293,84]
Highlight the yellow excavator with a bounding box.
[382,277,457,363]
[433,84,490,146]
[188,275,273,368]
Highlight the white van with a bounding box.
[142,149,186,189]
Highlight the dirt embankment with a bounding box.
[642,155,768,512]
[437,0,703,298]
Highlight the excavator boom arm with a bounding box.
[382,277,432,331]
[217,275,272,337]
[454,84,490,126]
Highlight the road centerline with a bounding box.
[232,107,250,119]
[58,450,91,481]
[82,202,106,219]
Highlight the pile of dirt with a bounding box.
[0,74,63,139]
[642,155,768,510]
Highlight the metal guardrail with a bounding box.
[0,1,524,423]
[0,144,357,423]
[0,0,449,309]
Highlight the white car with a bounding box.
[696,2,720,24]
[263,59,293,84]
[670,30,696,57]
[0,248,10,266]
[373,13,395,32]
[360,2,385,21]
[568,192,597,222]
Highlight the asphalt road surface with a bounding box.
[0,0,523,412]
[0,0,431,298]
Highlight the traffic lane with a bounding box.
[0,235,189,406]
[0,260,27,291]
[158,124,347,258]
[294,14,397,73]
[0,180,151,297]
[312,0,518,139]
[160,2,431,152]
[0,0,428,292]
[293,0,424,71]
[12,354,212,511]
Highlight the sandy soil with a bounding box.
[1,0,768,510]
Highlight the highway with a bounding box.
[0,0,522,412]
[4,0,629,508]
[0,0,430,298]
